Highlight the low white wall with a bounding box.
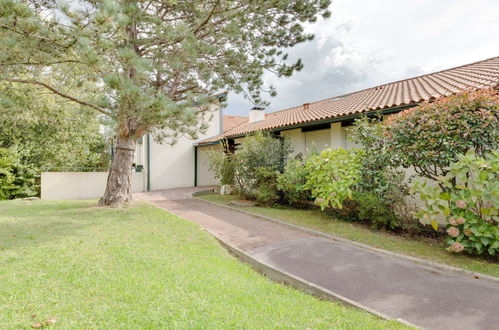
[41,172,145,200]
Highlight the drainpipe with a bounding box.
[146,133,151,191]
[194,145,198,187]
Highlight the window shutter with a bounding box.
[305,128,331,154]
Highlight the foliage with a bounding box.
[254,167,281,205]
[207,150,235,186]
[0,147,37,200]
[0,0,331,204]
[232,132,292,203]
[0,84,109,198]
[0,148,15,200]
[350,114,415,223]
[385,89,499,182]
[0,84,109,170]
[349,115,399,194]
[412,151,499,255]
[352,191,400,230]
[277,157,311,206]
[304,148,363,210]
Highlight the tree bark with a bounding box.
[98,136,136,207]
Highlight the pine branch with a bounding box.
[5,78,112,117]
[0,60,84,67]
[193,0,221,34]
[0,24,66,48]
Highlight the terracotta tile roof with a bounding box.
[199,56,499,145]
[223,115,247,132]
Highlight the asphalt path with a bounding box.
[137,188,499,330]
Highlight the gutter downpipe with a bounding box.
[194,145,198,187]
[146,133,151,191]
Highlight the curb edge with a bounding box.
[207,229,419,328]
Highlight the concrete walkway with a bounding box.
[136,188,499,330]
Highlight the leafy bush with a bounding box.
[277,157,311,206]
[349,115,396,193]
[349,115,419,231]
[305,148,363,211]
[0,148,16,200]
[352,191,400,230]
[385,89,499,183]
[0,147,37,200]
[254,167,281,205]
[232,132,292,203]
[208,150,235,185]
[412,151,499,255]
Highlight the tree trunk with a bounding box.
[98,136,136,207]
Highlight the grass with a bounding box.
[197,194,499,278]
[0,199,405,329]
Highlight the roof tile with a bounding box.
[199,56,499,144]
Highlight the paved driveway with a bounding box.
[137,188,499,330]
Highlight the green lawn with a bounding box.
[0,200,404,329]
[198,194,499,278]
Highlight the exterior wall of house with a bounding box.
[280,128,305,155]
[330,122,346,149]
[134,103,222,190]
[280,122,347,155]
[196,144,222,186]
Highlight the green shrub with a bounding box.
[0,148,16,200]
[412,151,499,255]
[254,167,281,205]
[0,147,37,200]
[348,115,420,231]
[208,150,235,185]
[385,89,499,183]
[305,148,363,211]
[352,191,400,230]
[232,132,293,203]
[349,115,408,197]
[277,157,311,206]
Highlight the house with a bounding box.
[133,99,248,190]
[41,56,499,199]
[192,55,499,186]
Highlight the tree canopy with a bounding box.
[0,82,109,199]
[0,83,108,170]
[0,0,331,205]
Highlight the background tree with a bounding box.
[0,83,109,198]
[0,0,331,206]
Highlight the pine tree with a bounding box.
[0,0,331,206]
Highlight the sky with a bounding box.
[224,0,499,116]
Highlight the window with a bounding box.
[305,128,331,154]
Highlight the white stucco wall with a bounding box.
[41,172,145,200]
[147,103,222,190]
[280,128,305,155]
[330,122,346,149]
[197,144,222,186]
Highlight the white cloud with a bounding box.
[225,0,499,116]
